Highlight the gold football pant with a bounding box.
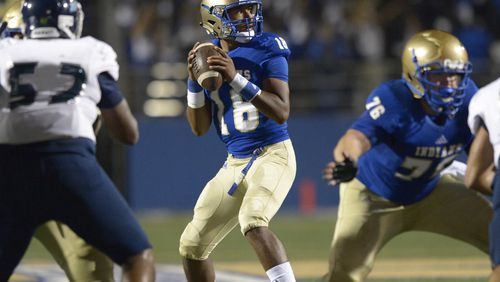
[34,221,114,282]
[179,140,296,260]
[322,175,492,282]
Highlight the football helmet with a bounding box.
[200,0,263,42]
[0,0,23,38]
[402,30,472,118]
[21,0,84,39]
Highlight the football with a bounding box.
[192,43,223,91]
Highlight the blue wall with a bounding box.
[128,114,356,212]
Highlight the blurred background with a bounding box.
[2,0,500,213]
[72,0,500,214]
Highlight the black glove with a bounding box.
[332,157,357,183]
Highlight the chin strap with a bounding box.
[233,30,255,43]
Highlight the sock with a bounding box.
[266,261,296,282]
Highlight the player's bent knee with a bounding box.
[179,243,210,261]
[179,225,211,260]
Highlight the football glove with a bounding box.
[332,157,357,183]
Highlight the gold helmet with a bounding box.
[200,0,263,42]
[0,0,23,38]
[402,29,472,118]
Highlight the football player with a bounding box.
[0,0,155,281]
[466,77,500,281]
[322,30,492,282]
[179,0,297,281]
[0,2,115,281]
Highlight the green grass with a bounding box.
[20,212,489,281]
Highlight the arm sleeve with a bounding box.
[351,85,401,145]
[97,72,124,109]
[263,56,288,82]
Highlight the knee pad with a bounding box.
[179,223,211,260]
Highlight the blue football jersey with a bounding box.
[207,33,291,157]
[352,79,478,204]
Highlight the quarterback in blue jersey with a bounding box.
[322,30,493,282]
[179,1,297,281]
[0,0,155,281]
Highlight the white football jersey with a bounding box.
[468,77,500,167]
[0,36,119,144]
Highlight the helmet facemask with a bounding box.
[201,0,263,42]
[411,50,472,118]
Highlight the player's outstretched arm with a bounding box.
[101,99,139,145]
[465,126,495,195]
[323,129,371,186]
[333,129,371,163]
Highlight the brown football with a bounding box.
[192,43,223,91]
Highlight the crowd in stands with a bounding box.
[111,0,500,67]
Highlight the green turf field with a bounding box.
[20,212,489,281]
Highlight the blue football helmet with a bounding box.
[21,0,84,39]
[402,30,472,118]
[200,0,263,42]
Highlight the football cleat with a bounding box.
[402,30,472,118]
[200,0,263,42]
[22,0,84,39]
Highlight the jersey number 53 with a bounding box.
[7,62,87,110]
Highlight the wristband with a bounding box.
[188,79,203,92]
[187,79,205,109]
[229,73,262,101]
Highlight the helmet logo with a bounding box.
[443,59,465,70]
[212,6,224,17]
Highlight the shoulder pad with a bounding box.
[367,80,409,113]
[363,80,415,129]
[467,79,495,134]
[83,36,120,80]
[253,32,291,60]
[0,38,17,49]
